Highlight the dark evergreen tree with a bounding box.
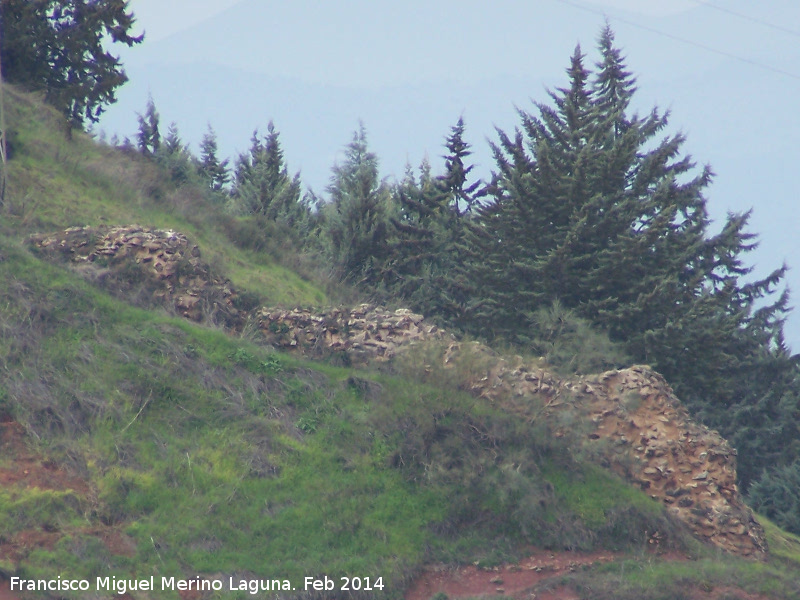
[727,347,800,492]
[382,160,446,302]
[381,118,481,325]
[433,118,484,325]
[439,117,482,218]
[468,27,795,481]
[156,122,193,185]
[162,122,183,156]
[0,0,143,127]
[322,124,392,284]
[748,458,800,534]
[231,122,305,226]
[136,96,160,156]
[232,130,264,191]
[198,124,230,192]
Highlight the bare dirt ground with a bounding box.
[0,581,19,600]
[404,549,617,600]
[403,548,770,600]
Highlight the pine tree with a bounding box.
[230,122,306,228]
[157,122,193,185]
[136,96,160,156]
[162,122,183,156]
[439,117,482,218]
[456,27,800,503]
[322,124,393,284]
[466,46,604,338]
[232,130,264,191]
[198,125,230,192]
[382,118,481,324]
[748,457,800,533]
[382,159,447,304]
[469,26,791,415]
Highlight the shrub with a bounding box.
[527,301,629,375]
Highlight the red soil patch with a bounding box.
[0,417,778,600]
[0,581,21,600]
[403,549,773,600]
[404,550,618,600]
[0,421,92,497]
[0,530,61,564]
[0,419,135,571]
[89,527,138,558]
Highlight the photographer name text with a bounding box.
[10,575,385,595]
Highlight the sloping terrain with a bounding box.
[27,226,769,557]
[1,86,800,600]
[3,85,324,309]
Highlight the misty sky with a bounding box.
[100,0,800,346]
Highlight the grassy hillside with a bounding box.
[1,87,799,599]
[0,229,684,597]
[3,86,324,307]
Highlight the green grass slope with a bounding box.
[0,235,686,597]
[0,88,799,600]
[3,86,324,307]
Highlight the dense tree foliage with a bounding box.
[378,118,480,325]
[230,123,306,227]
[462,27,797,512]
[198,125,230,192]
[161,122,182,156]
[1,0,143,127]
[749,458,800,534]
[470,31,787,357]
[157,122,194,185]
[136,96,160,156]
[320,125,393,285]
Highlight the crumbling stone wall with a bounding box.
[249,305,769,557]
[435,343,767,557]
[30,226,768,557]
[256,304,448,362]
[30,225,245,327]
[578,367,766,557]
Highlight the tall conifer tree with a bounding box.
[322,125,392,285]
[231,123,306,227]
[468,27,791,445]
[136,96,160,156]
[198,125,230,192]
[381,119,480,324]
[156,122,193,184]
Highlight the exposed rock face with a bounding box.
[436,343,767,557]
[29,226,768,557]
[579,367,767,557]
[249,307,768,558]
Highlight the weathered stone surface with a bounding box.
[30,225,768,558]
[258,314,767,557]
[30,225,245,328]
[256,304,449,362]
[576,367,767,558]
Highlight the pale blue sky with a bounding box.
[102,0,800,345]
[129,0,697,41]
